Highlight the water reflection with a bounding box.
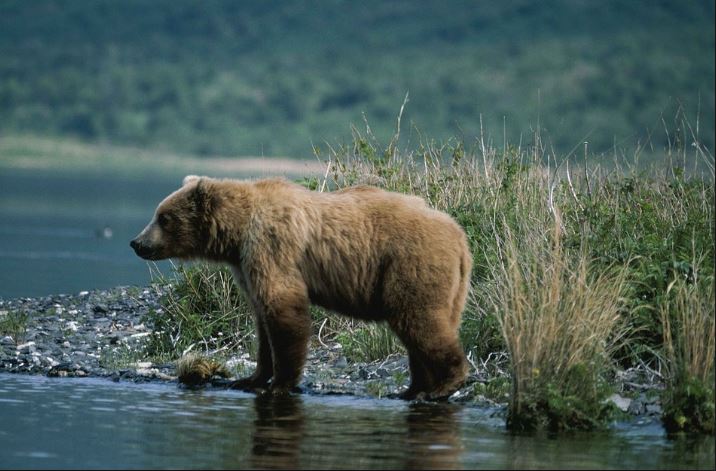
[404,402,462,470]
[0,374,713,470]
[251,394,306,469]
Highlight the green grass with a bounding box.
[335,323,405,363]
[144,262,256,360]
[0,310,28,344]
[484,215,629,431]
[660,276,715,434]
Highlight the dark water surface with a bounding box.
[0,167,204,298]
[0,374,713,470]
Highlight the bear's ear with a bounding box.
[183,175,201,186]
[192,178,217,213]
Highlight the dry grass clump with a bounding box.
[483,212,629,431]
[176,352,231,387]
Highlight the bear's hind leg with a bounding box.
[391,312,468,400]
[229,315,274,391]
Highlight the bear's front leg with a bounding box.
[260,290,311,395]
[228,313,274,391]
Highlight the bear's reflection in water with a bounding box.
[250,394,306,469]
[248,394,461,470]
[405,402,462,470]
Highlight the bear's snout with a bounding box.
[130,238,154,260]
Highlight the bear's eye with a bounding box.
[157,212,172,228]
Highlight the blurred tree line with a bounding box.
[0,0,713,157]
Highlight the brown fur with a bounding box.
[131,176,472,399]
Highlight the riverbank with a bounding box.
[0,135,324,179]
[0,286,664,419]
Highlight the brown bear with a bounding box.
[131,175,471,400]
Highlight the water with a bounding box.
[0,374,713,470]
[0,167,199,298]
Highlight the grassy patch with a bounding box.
[660,275,715,434]
[335,323,404,363]
[0,310,29,344]
[98,342,151,371]
[145,262,255,360]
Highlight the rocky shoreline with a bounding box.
[0,286,663,418]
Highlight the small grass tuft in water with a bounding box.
[175,352,231,387]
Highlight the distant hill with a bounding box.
[0,0,713,157]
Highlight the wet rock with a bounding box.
[333,356,348,368]
[628,398,646,415]
[93,303,108,314]
[357,367,369,380]
[0,336,14,346]
[376,367,391,378]
[17,341,36,354]
[608,393,632,412]
[47,362,78,377]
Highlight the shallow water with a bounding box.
[0,374,713,470]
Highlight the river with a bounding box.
[0,374,713,470]
[0,167,219,298]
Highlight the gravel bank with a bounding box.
[0,286,662,416]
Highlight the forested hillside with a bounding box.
[0,0,713,157]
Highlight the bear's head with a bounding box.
[130,175,216,261]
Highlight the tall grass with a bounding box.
[482,213,629,430]
[660,269,715,434]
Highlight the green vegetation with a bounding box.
[0,310,28,344]
[335,324,404,363]
[0,1,713,157]
[99,342,152,371]
[660,277,715,434]
[144,262,255,359]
